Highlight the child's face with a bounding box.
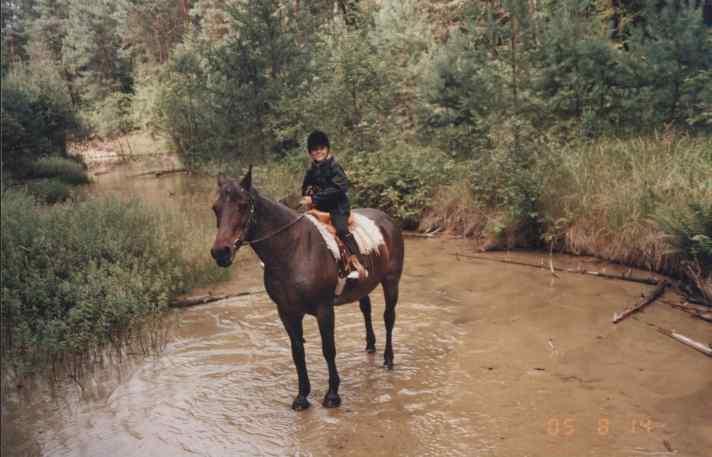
[309,146,329,162]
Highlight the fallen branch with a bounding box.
[612,280,669,323]
[170,290,264,308]
[451,253,660,285]
[656,327,712,357]
[131,168,187,178]
[403,231,438,238]
[155,168,188,177]
[662,300,712,323]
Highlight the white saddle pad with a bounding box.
[305,213,385,261]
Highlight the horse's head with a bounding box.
[210,166,254,267]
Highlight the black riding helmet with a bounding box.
[307,130,330,152]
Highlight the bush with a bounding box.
[0,190,228,372]
[29,156,89,185]
[24,178,74,204]
[655,201,712,304]
[0,65,78,176]
[470,142,545,247]
[345,144,462,228]
[83,92,136,138]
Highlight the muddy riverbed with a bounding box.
[3,165,711,457]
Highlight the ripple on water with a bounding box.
[8,262,488,457]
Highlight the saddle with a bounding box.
[307,209,363,279]
[306,209,355,233]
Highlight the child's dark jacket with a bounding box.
[301,156,351,216]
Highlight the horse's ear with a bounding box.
[217,173,228,188]
[240,165,252,190]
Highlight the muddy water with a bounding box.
[3,164,711,457]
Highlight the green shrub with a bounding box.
[469,142,545,247]
[24,178,74,204]
[84,92,136,138]
[656,202,712,273]
[345,144,462,228]
[0,65,78,176]
[0,190,228,372]
[29,156,89,185]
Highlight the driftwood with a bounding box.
[131,168,188,178]
[170,291,263,308]
[612,280,669,323]
[155,168,188,177]
[662,300,712,323]
[403,232,438,239]
[451,253,660,285]
[656,327,712,357]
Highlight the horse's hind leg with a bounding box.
[317,303,341,408]
[381,277,399,370]
[359,296,376,353]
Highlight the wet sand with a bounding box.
[3,237,711,457]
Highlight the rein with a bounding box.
[233,193,305,249]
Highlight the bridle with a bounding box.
[231,192,305,250]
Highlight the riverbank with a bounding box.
[65,130,712,306]
[0,160,228,379]
[68,131,182,177]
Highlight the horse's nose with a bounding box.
[211,245,232,267]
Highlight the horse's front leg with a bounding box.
[317,303,341,408]
[279,310,311,410]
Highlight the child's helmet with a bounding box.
[307,130,330,152]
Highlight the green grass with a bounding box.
[535,133,712,273]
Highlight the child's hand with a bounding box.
[300,196,313,207]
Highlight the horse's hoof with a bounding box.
[366,344,376,353]
[292,396,311,411]
[322,393,341,408]
[383,360,394,370]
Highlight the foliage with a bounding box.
[624,1,712,129]
[27,156,89,184]
[117,0,190,66]
[417,24,495,157]
[83,91,135,138]
[470,142,544,246]
[655,199,712,304]
[24,178,74,204]
[656,202,712,273]
[345,144,462,228]
[0,189,228,371]
[61,0,133,104]
[1,65,79,176]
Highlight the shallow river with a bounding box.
[3,163,711,457]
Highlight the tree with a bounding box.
[61,0,132,106]
[119,0,192,66]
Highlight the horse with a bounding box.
[210,167,404,410]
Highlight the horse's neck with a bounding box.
[249,191,302,264]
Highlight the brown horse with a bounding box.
[210,167,404,410]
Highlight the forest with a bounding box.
[1,0,711,370]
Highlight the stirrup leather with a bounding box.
[347,255,368,280]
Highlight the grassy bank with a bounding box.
[1,190,229,375]
[228,133,710,303]
[3,155,91,204]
